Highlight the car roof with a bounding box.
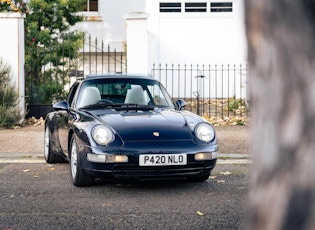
[84,73,154,80]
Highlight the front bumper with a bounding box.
[77,139,218,180]
[81,152,217,180]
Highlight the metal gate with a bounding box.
[25,34,126,118]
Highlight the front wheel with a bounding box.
[70,136,94,187]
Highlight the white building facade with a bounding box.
[74,0,247,74]
[147,0,247,66]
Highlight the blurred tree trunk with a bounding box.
[245,1,315,229]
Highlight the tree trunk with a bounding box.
[245,1,315,229]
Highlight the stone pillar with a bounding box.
[0,12,25,121]
[125,13,149,74]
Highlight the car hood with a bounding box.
[94,109,202,142]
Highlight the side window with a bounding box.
[147,84,168,106]
[82,0,98,12]
[160,2,181,12]
[67,83,79,107]
[210,2,233,12]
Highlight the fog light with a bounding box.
[106,155,128,163]
[87,153,128,163]
[195,152,216,161]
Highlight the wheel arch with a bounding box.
[45,114,55,133]
[44,114,67,163]
[44,114,60,151]
[68,129,75,157]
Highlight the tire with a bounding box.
[70,135,94,187]
[188,172,211,182]
[44,126,65,163]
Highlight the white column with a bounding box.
[0,12,25,121]
[125,13,149,74]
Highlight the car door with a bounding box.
[57,82,79,156]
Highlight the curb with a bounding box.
[217,153,251,164]
[0,158,46,164]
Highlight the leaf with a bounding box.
[33,172,40,178]
[220,171,231,175]
[196,211,205,216]
[47,167,55,171]
[102,203,113,207]
[217,180,225,183]
[23,169,31,173]
[209,176,217,179]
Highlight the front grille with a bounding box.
[113,162,206,178]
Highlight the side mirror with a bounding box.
[53,101,70,111]
[175,99,187,110]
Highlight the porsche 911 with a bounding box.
[44,74,218,186]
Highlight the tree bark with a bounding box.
[245,1,315,229]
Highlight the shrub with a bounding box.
[0,57,22,127]
[228,98,246,111]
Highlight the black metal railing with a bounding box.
[25,34,248,120]
[151,64,248,119]
[82,35,126,75]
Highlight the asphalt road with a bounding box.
[0,125,250,229]
[0,162,249,230]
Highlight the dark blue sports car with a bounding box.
[44,74,218,186]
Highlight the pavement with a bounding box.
[0,124,250,164]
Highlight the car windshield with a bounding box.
[75,78,175,109]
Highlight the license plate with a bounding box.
[139,154,187,166]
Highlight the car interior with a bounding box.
[77,86,101,107]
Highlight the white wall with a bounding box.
[146,0,247,66]
[0,13,25,119]
[144,0,248,100]
[125,13,149,74]
[74,0,146,51]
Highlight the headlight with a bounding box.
[195,123,215,143]
[92,125,115,145]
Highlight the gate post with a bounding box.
[125,12,149,74]
[0,12,25,121]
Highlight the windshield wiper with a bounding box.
[113,103,155,111]
[79,103,155,111]
[79,102,113,110]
